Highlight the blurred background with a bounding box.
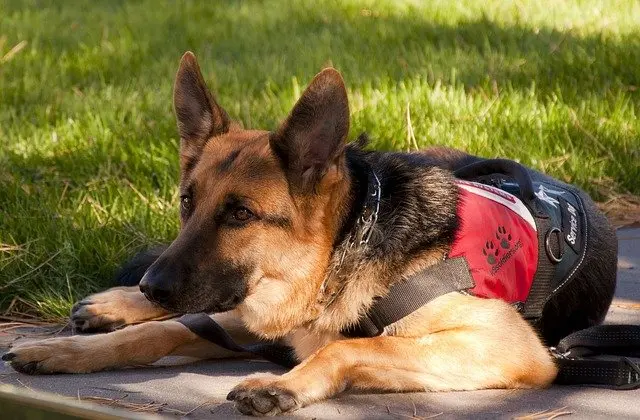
[1,0,639,320]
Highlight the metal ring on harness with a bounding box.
[545,227,564,263]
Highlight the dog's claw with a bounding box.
[70,301,92,333]
[7,358,42,375]
[2,352,15,361]
[69,297,124,334]
[71,300,90,313]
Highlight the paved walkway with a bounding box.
[1,228,639,419]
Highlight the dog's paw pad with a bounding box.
[13,360,41,375]
[496,226,512,249]
[227,386,300,416]
[4,352,43,375]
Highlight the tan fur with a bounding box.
[229,293,556,415]
[170,127,338,338]
[5,52,559,416]
[9,321,196,373]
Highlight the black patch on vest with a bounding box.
[560,197,582,254]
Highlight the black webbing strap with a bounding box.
[556,324,640,357]
[554,358,640,389]
[342,257,475,337]
[454,159,535,205]
[521,215,555,319]
[552,324,640,389]
[177,313,299,368]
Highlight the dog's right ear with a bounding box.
[270,68,350,193]
[173,52,230,174]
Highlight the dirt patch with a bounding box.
[598,194,640,229]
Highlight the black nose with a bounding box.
[139,272,172,304]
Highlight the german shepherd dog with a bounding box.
[3,52,617,416]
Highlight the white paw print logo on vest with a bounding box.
[534,184,565,208]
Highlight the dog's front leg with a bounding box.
[3,312,255,374]
[227,297,558,416]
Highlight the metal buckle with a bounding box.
[549,346,571,359]
[618,358,640,390]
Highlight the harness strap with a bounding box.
[453,158,545,218]
[342,257,474,337]
[521,215,556,319]
[552,324,640,389]
[555,324,640,358]
[554,358,640,389]
[177,313,299,368]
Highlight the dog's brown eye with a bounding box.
[232,207,253,222]
[180,196,192,213]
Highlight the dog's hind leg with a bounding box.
[3,311,256,374]
[227,294,558,416]
[70,286,173,332]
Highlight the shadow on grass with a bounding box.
[3,2,638,186]
[0,139,178,311]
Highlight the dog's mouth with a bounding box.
[142,286,247,315]
[203,293,246,313]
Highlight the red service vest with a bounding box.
[448,180,539,303]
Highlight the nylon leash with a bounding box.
[177,313,299,369]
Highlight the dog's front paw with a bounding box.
[71,289,135,333]
[227,378,301,416]
[2,337,93,374]
[71,298,123,333]
[70,287,166,333]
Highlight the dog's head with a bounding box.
[139,52,352,337]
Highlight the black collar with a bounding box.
[318,168,381,304]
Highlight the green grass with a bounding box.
[1,0,639,320]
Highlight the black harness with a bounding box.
[177,159,640,389]
[333,159,589,337]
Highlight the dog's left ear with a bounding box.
[270,68,349,192]
[174,51,230,175]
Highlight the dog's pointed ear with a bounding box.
[174,52,230,173]
[270,68,349,192]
